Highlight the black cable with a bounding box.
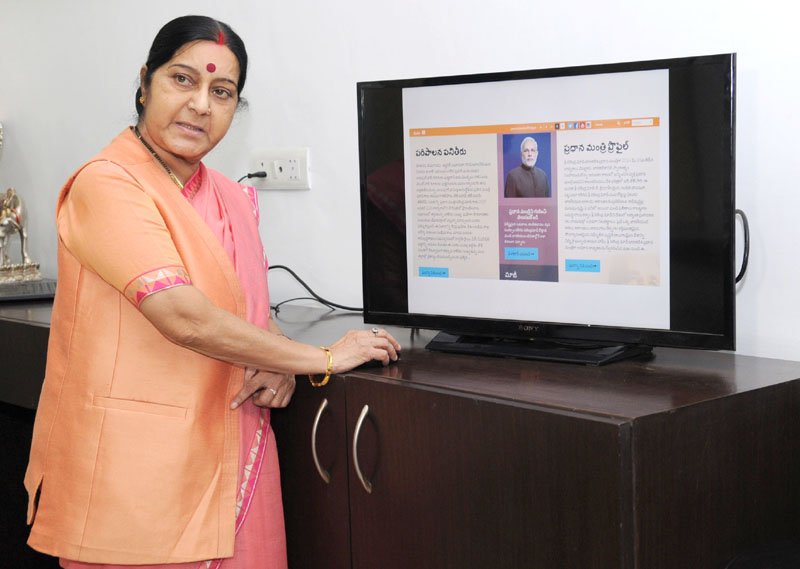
[735,208,749,284]
[272,296,335,315]
[268,264,363,312]
[237,171,268,183]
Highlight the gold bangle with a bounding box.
[309,346,333,387]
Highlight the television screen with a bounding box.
[358,54,736,364]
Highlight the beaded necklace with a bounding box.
[132,126,184,190]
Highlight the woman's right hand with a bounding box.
[328,328,401,373]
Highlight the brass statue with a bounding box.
[0,188,41,282]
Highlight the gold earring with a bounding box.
[139,96,146,105]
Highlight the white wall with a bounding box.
[1,0,797,361]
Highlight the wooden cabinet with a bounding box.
[271,309,800,569]
[0,304,51,410]
[275,374,628,569]
[4,305,799,568]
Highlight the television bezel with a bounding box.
[357,53,736,352]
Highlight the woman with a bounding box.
[24,15,399,568]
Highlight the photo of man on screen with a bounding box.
[504,136,551,198]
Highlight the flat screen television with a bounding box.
[357,54,736,365]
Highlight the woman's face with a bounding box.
[139,40,240,169]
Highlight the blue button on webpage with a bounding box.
[419,267,449,278]
[565,259,601,272]
[504,247,539,261]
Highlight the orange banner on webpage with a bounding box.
[409,117,660,137]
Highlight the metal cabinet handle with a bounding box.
[311,398,331,484]
[352,404,373,494]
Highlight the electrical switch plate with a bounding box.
[248,147,311,190]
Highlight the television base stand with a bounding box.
[426,332,654,366]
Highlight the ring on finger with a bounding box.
[371,327,380,336]
[267,387,278,396]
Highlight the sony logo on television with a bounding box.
[518,323,541,333]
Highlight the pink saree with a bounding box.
[61,164,287,569]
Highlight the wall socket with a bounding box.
[248,147,311,190]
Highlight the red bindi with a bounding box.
[206,63,216,73]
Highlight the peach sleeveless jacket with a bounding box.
[25,129,257,564]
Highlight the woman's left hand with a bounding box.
[231,368,296,409]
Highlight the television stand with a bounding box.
[426,331,653,365]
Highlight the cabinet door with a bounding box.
[633,383,800,569]
[271,377,351,569]
[345,376,628,569]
